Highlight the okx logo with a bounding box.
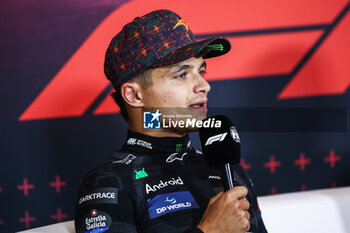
[147,191,199,219]
[143,110,161,129]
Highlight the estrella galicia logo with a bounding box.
[143,110,161,129]
[147,191,199,219]
[80,209,112,233]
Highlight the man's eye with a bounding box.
[175,72,188,79]
[199,70,207,77]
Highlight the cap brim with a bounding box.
[202,38,231,59]
[151,37,231,68]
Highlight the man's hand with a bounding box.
[197,186,250,233]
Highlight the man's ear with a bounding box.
[120,82,144,107]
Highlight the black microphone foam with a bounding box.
[199,115,241,169]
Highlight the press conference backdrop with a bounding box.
[1,0,349,232]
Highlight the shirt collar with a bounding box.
[121,130,193,155]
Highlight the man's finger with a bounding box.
[245,210,250,220]
[209,190,224,204]
[240,200,250,211]
[227,186,248,200]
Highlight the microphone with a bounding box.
[199,115,241,191]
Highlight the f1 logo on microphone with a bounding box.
[205,133,228,146]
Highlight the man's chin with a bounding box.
[173,123,202,132]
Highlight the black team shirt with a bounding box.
[75,131,268,233]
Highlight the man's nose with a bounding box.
[193,74,211,94]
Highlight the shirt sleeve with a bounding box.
[74,167,138,233]
[235,164,268,233]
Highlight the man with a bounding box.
[75,10,268,233]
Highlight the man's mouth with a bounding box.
[189,100,207,111]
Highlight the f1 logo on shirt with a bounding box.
[143,110,161,129]
[147,191,199,219]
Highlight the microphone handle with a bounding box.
[220,163,235,191]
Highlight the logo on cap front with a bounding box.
[173,19,189,31]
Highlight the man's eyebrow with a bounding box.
[169,61,207,74]
[170,64,193,74]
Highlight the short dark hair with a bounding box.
[111,68,154,121]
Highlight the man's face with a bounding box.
[141,56,210,124]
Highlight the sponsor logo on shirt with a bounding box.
[145,177,184,194]
[85,228,109,233]
[79,188,118,206]
[127,138,153,149]
[166,152,187,163]
[113,154,136,165]
[208,175,221,180]
[91,209,97,216]
[135,168,148,180]
[176,143,183,153]
[196,150,203,155]
[82,209,111,233]
[147,191,199,219]
[165,196,176,204]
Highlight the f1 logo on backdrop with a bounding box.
[19,0,350,121]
